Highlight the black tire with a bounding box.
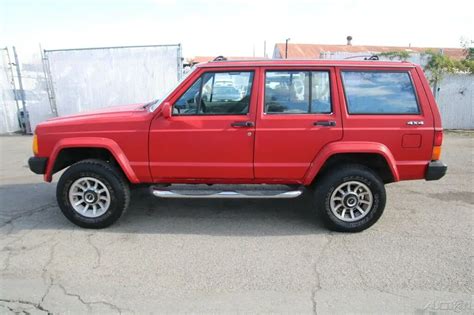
[56,159,130,229]
[313,164,386,232]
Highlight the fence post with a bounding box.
[40,45,58,117]
[13,46,31,134]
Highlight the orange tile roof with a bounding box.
[274,43,466,60]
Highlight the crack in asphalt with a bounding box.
[311,235,335,315]
[342,237,370,288]
[1,233,59,272]
[0,202,58,272]
[57,283,125,314]
[40,242,59,306]
[0,304,16,313]
[1,235,126,314]
[87,233,102,269]
[341,237,412,301]
[0,203,56,229]
[0,298,52,314]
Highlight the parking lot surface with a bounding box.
[0,133,472,314]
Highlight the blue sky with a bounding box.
[1,0,472,59]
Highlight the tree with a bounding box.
[423,49,473,98]
[460,37,473,60]
[374,45,473,99]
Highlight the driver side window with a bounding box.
[173,78,202,115]
[173,71,254,116]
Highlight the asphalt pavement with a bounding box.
[0,133,472,314]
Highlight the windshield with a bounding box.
[149,66,197,111]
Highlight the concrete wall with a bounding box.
[437,74,473,129]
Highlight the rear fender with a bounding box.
[44,137,139,183]
[303,141,400,185]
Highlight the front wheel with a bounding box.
[57,159,130,229]
[313,165,386,232]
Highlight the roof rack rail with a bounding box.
[364,55,379,60]
[343,54,379,60]
[212,56,227,62]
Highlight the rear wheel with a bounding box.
[313,165,386,232]
[57,159,130,229]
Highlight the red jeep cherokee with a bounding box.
[28,59,447,232]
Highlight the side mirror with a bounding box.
[162,102,172,119]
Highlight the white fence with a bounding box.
[21,60,54,133]
[437,74,473,129]
[44,44,182,118]
[0,48,20,133]
[0,44,182,133]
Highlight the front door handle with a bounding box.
[313,120,336,127]
[231,121,254,128]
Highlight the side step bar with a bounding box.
[152,186,303,199]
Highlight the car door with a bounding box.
[254,67,343,180]
[149,67,259,181]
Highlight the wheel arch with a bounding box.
[45,137,139,184]
[303,141,400,185]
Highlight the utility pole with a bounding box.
[263,40,267,58]
[285,38,291,59]
[13,46,31,134]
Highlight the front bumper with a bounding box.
[425,160,447,181]
[28,157,48,174]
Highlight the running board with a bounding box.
[151,186,303,199]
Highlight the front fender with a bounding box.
[303,141,400,185]
[44,137,139,183]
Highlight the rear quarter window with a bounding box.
[341,71,420,115]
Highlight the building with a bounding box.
[272,43,466,60]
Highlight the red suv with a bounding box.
[28,59,447,232]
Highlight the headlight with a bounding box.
[32,134,38,155]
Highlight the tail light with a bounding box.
[432,130,443,160]
[434,130,443,146]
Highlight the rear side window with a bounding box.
[341,71,420,114]
[265,71,331,114]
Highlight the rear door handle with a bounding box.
[313,120,336,127]
[231,121,254,128]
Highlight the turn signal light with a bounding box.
[432,146,441,161]
[32,135,38,155]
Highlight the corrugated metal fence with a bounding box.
[436,74,473,129]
